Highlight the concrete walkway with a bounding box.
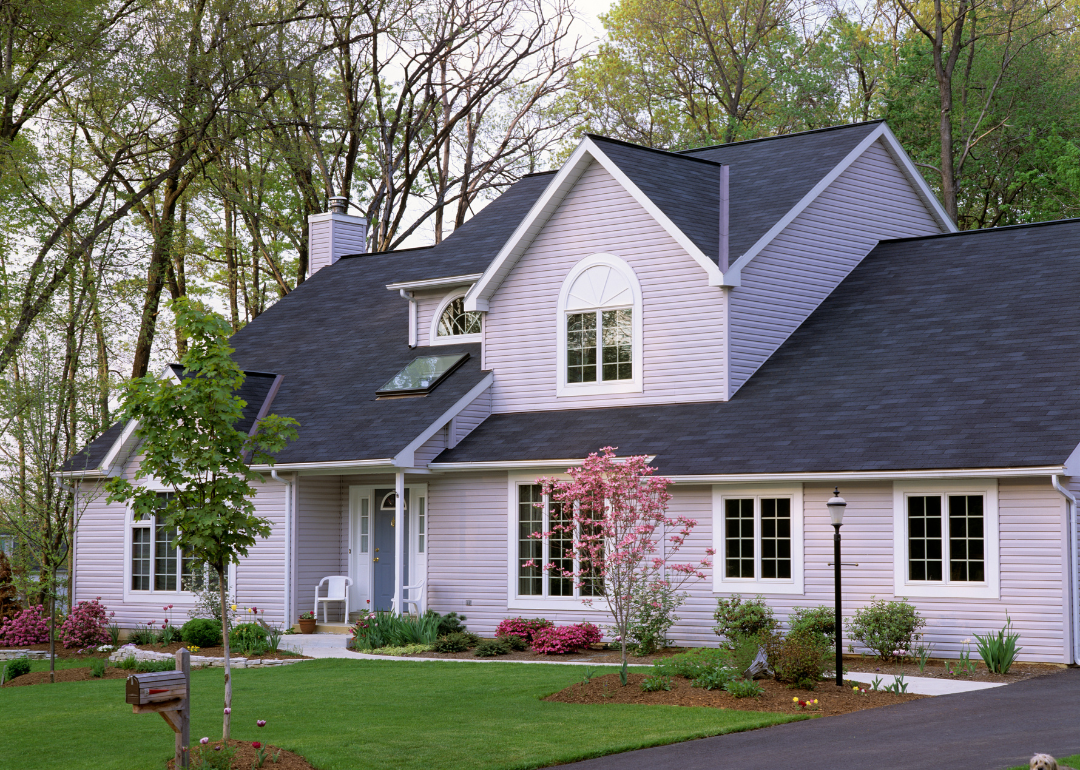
[559,668,1080,770]
[280,634,1016,693]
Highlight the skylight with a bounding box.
[376,353,469,397]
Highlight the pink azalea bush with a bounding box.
[530,622,603,654]
[0,604,50,646]
[495,617,553,642]
[58,598,112,648]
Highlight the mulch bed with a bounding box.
[167,740,314,770]
[545,672,925,717]
[844,657,1062,684]
[3,666,130,686]
[401,644,686,664]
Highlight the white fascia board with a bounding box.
[99,419,139,477]
[392,373,495,468]
[465,138,724,312]
[385,274,484,292]
[877,123,957,235]
[250,458,396,473]
[665,465,1066,484]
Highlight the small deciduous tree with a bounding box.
[538,447,713,684]
[105,298,298,741]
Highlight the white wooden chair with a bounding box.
[391,578,425,616]
[314,576,352,623]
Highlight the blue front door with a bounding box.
[372,489,409,612]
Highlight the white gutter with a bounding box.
[400,289,417,348]
[429,456,658,472]
[386,274,484,292]
[271,470,295,630]
[251,458,395,472]
[1052,474,1080,664]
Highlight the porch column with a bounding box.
[394,471,404,615]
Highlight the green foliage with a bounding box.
[156,624,180,646]
[182,618,223,648]
[106,623,121,647]
[974,615,1023,674]
[90,658,107,678]
[713,595,778,643]
[639,674,673,692]
[767,633,829,690]
[846,598,925,662]
[372,644,434,656]
[433,632,477,653]
[136,659,176,673]
[473,639,511,657]
[5,656,30,679]
[128,624,157,646]
[788,606,836,646]
[650,647,730,679]
[690,665,736,691]
[503,634,528,652]
[433,612,468,637]
[626,580,684,656]
[723,678,764,698]
[230,622,268,655]
[191,742,235,769]
[118,655,137,670]
[351,611,442,651]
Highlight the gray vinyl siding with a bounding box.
[233,479,287,626]
[308,215,366,276]
[415,289,450,346]
[331,217,367,261]
[308,218,332,275]
[484,159,728,413]
[295,475,346,621]
[73,481,129,624]
[415,426,450,466]
[728,139,945,391]
[423,474,1069,661]
[453,387,491,446]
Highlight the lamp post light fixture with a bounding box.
[827,487,847,688]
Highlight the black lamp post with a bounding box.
[828,487,847,688]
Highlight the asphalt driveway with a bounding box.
[562,668,1080,770]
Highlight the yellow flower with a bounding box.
[231,604,237,611]
[793,697,799,702]
[853,686,859,691]
[813,699,818,704]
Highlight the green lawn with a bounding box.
[1009,755,1080,770]
[0,659,798,770]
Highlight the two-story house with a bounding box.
[62,120,1080,664]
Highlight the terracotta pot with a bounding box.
[298,618,316,634]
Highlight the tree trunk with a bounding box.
[937,83,958,222]
[48,587,55,683]
[218,565,232,741]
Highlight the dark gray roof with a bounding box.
[681,121,883,258]
[588,136,723,261]
[61,369,282,472]
[227,250,486,465]
[437,219,1080,475]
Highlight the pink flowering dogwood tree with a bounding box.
[536,447,714,683]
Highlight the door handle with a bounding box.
[374,557,379,562]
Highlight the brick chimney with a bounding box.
[307,196,367,276]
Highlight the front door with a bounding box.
[372,489,409,611]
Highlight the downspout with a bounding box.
[1052,475,1080,664]
[400,290,416,348]
[271,470,294,629]
[394,471,405,615]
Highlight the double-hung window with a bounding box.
[129,492,220,595]
[894,481,999,598]
[513,482,601,603]
[713,487,804,594]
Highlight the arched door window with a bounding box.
[556,254,643,396]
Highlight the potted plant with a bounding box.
[298,611,316,634]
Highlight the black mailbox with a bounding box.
[126,671,188,706]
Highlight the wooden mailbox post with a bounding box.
[126,649,191,768]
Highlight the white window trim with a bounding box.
[555,253,643,397]
[893,479,999,599]
[429,289,482,346]
[506,472,602,612]
[712,484,804,595]
[122,479,235,604]
[348,484,428,613]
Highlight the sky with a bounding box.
[572,0,613,41]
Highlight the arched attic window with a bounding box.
[430,290,482,345]
[556,254,643,396]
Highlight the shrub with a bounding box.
[230,622,268,654]
[474,638,511,657]
[530,623,603,654]
[495,617,553,643]
[58,598,111,649]
[846,598,925,661]
[723,678,764,698]
[0,605,50,646]
[768,633,830,690]
[626,580,684,656]
[181,618,223,648]
[432,632,473,653]
[788,606,835,646]
[651,647,730,679]
[5,656,31,679]
[640,674,673,692]
[713,595,778,643]
[503,634,528,651]
[691,665,737,691]
[434,611,469,636]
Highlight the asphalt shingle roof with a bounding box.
[436,219,1080,475]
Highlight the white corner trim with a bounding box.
[555,253,644,398]
[428,288,483,347]
[386,274,483,292]
[712,484,805,595]
[892,479,1000,600]
[465,137,724,312]
[393,373,495,468]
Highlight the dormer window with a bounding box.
[556,254,643,396]
[431,291,482,345]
